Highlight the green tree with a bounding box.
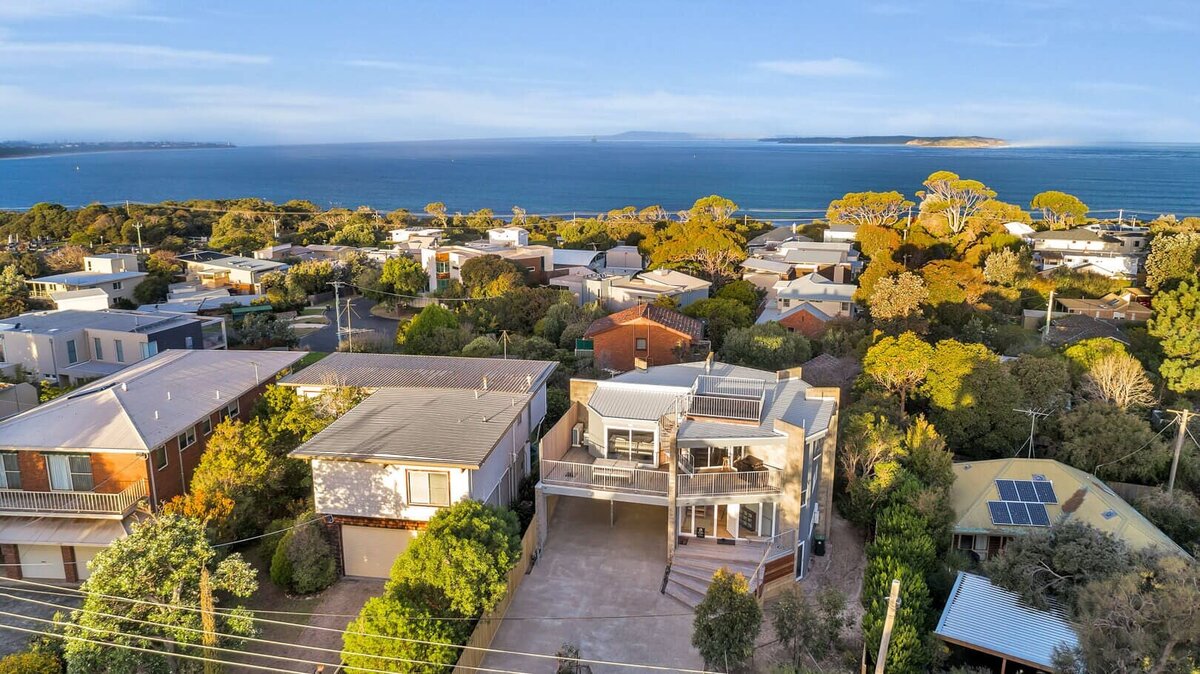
[917,171,996,235]
[460,255,526,298]
[0,265,29,299]
[868,271,928,323]
[423,201,448,227]
[395,304,466,355]
[691,568,762,672]
[1030,191,1089,229]
[861,558,932,674]
[0,651,60,674]
[270,511,337,594]
[1145,231,1200,292]
[982,247,1026,286]
[330,221,379,247]
[236,313,297,348]
[63,515,257,674]
[379,255,428,298]
[719,321,811,371]
[689,194,740,223]
[826,191,913,228]
[1149,280,1200,394]
[190,419,282,539]
[921,339,1024,458]
[855,257,904,304]
[1134,489,1200,552]
[862,332,934,413]
[342,581,471,673]
[132,275,170,304]
[1008,353,1072,412]
[461,335,503,357]
[390,500,521,616]
[254,384,363,450]
[770,586,847,669]
[645,221,746,283]
[714,279,762,312]
[1055,401,1170,481]
[683,297,753,350]
[286,259,336,296]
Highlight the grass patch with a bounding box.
[295,351,329,370]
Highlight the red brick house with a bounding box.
[584,303,706,372]
[0,349,302,582]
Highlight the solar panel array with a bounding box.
[988,478,1057,527]
[995,479,1057,504]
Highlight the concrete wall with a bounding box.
[0,383,38,420]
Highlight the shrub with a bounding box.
[343,582,471,673]
[270,512,337,595]
[0,651,61,674]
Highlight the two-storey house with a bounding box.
[1031,226,1148,279]
[755,271,858,337]
[28,253,147,307]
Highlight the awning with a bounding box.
[0,516,130,547]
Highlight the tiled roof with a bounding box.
[279,352,556,393]
[583,304,704,341]
[1044,314,1130,346]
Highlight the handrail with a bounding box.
[750,528,796,595]
[676,468,783,496]
[540,459,669,496]
[0,480,148,516]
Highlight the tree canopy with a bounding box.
[826,191,913,228]
[862,332,933,413]
[396,303,466,355]
[691,568,761,671]
[917,171,997,235]
[1030,190,1088,229]
[1148,280,1200,394]
[718,321,811,371]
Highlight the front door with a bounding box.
[681,505,715,537]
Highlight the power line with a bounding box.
[1094,416,1176,472]
[211,514,327,548]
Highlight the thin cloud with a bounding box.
[756,58,881,78]
[0,0,140,20]
[955,33,1048,48]
[0,41,271,67]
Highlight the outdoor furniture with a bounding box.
[593,458,637,483]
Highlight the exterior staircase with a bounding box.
[664,538,767,608]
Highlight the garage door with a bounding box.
[18,544,65,580]
[74,546,105,581]
[341,526,418,578]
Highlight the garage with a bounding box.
[341,525,418,578]
[73,546,105,581]
[18,544,66,580]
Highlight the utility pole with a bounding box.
[874,579,901,674]
[1042,288,1056,343]
[330,281,343,350]
[1168,409,1194,493]
[345,298,354,352]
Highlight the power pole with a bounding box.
[1041,288,1056,343]
[874,579,901,674]
[330,281,343,349]
[1167,409,1194,493]
[345,298,354,352]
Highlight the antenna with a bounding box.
[1013,408,1051,458]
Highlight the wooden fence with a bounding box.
[452,521,540,674]
[1104,480,1156,504]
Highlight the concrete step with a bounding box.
[668,569,713,596]
[664,579,704,608]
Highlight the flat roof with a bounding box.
[0,309,197,335]
[279,352,556,393]
[30,270,147,286]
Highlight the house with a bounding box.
[604,245,644,271]
[0,349,302,581]
[756,271,857,337]
[778,241,861,281]
[28,254,147,307]
[1043,313,1130,347]
[253,243,357,262]
[936,571,1079,673]
[283,353,557,578]
[0,309,227,385]
[579,268,711,312]
[747,226,807,253]
[1031,227,1147,279]
[420,243,554,291]
[1003,221,1036,240]
[536,356,840,604]
[48,288,111,311]
[486,226,530,247]
[0,383,38,420]
[551,248,605,271]
[1055,288,1151,321]
[176,251,288,294]
[949,458,1188,562]
[822,224,858,243]
[583,303,706,372]
[389,227,444,244]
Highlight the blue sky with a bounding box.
[1,0,1197,144]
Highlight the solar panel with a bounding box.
[1028,503,1051,526]
[1009,502,1032,525]
[995,479,1020,501]
[1015,481,1039,502]
[988,501,1013,525]
[1033,481,1057,504]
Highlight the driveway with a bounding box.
[299,296,400,352]
[483,498,704,674]
[0,583,81,656]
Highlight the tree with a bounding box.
[461,335,503,358]
[1054,401,1170,481]
[390,500,521,616]
[132,275,170,304]
[983,520,1132,612]
[921,339,1025,457]
[982,247,1026,286]
[63,515,257,674]
[683,297,752,350]
[862,332,933,413]
[255,383,362,450]
[868,272,928,322]
[44,244,86,273]
[379,256,427,298]
[714,279,761,312]
[1145,231,1200,292]
[691,568,762,671]
[1008,353,1072,412]
[826,191,914,228]
[917,171,996,235]
[689,194,739,223]
[719,321,811,371]
[1148,281,1200,394]
[460,255,526,298]
[343,581,471,673]
[396,304,466,355]
[0,651,60,674]
[770,586,846,668]
[1134,489,1200,552]
[270,511,337,594]
[286,259,336,296]
[855,257,904,304]
[1030,191,1088,229]
[189,419,282,539]
[1080,352,1156,410]
[236,313,296,348]
[424,201,448,227]
[0,265,29,299]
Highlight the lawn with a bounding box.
[295,351,329,370]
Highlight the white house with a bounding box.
[486,226,530,247]
[176,251,288,293]
[420,243,554,291]
[1031,227,1147,279]
[757,272,857,326]
[574,268,711,312]
[28,253,147,307]
[822,224,858,243]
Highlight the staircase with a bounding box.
[664,538,767,608]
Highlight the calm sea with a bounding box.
[2,140,1199,218]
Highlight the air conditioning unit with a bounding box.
[571,422,584,448]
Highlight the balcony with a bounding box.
[539,450,782,503]
[0,480,148,519]
[677,469,783,499]
[685,375,766,423]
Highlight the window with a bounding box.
[635,337,647,351]
[407,470,451,506]
[221,401,239,420]
[140,341,159,359]
[47,454,93,491]
[607,428,656,465]
[112,281,122,290]
[93,337,103,361]
[151,445,168,471]
[0,452,19,489]
[185,336,194,349]
[200,418,212,436]
[178,428,196,450]
[66,339,78,364]
[956,534,976,551]
[115,340,125,363]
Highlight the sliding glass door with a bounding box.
[606,428,656,465]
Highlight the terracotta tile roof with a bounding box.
[583,303,704,341]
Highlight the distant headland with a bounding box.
[0,141,235,159]
[760,135,1007,148]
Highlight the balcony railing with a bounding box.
[685,375,767,422]
[0,480,148,518]
[541,459,668,496]
[677,468,783,497]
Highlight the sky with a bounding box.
[1,0,1198,145]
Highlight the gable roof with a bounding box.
[951,457,1187,557]
[583,304,704,341]
[936,571,1079,670]
[611,268,711,294]
[278,352,556,393]
[0,350,302,452]
[1044,313,1130,346]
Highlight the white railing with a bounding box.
[685,393,763,422]
[677,469,783,497]
[540,459,668,496]
[750,528,797,595]
[0,480,148,516]
[693,375,766,399]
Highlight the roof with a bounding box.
[951,458,1188,557]
[139,294,263,313]
[180,252,287,273]
[552,248,604,267]
[48,288,110,301]
[1032,228,1118,243]
[935,571,1079,670]
[0,516,132,547]
[739,257,793,275]
[290,387,530,467]
[610,269,711,295]
[279,352,556,393]
[583,304,704,341]
[782,249,848,266]
[773,273,856,303]
[756,301,834,325]
[0,309,198,335]
[798,353,861,390]
[1044,314,1130,346]
[0,350,303,452]
[748,227,801,246]
[1056,296,1151,316]
[1004,222,1036,236]
[29,270,147,286]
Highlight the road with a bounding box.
[299,296,400,352]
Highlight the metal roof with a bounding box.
[279,352,556,393]
[0,309,198,335]
[290,387,531,467]
[552,249,603,267]
[30,270,147,286]
[773,273,856,303]
[740,258,793,274]
[0,516,132,547]
[936,571,1079,670]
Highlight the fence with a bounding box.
[1104,480,1156,504]
[452,521,539,674]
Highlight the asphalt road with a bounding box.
[299,296,400,352]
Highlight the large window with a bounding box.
[606,428,656,465]
[66,340,78,364]
[93,337,103,361]
[0,452,20,489]
[407,470,451,507]
[115,340,125,363]
[47,454,93,491]
[688,446,747,470]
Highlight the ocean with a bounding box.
[2,140,1199,219]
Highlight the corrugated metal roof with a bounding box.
[30,270,147,286]
[936,571,1078,669]
[740,258,793,274]
[587,386,679,421]
[290,387,530,466]
[0,516,130,547]
[279,352,556,393]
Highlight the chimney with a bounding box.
[482,376,489,391]
[120,382,127,392]
[634,357,648,371]
[166,391,171,400]
[704,351,714,373]
[154,410,159,420]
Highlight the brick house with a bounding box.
[0,349,302,582]
[584,303,706,372]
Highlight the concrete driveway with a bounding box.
[0,583,80,656]
[483,498,704,674]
